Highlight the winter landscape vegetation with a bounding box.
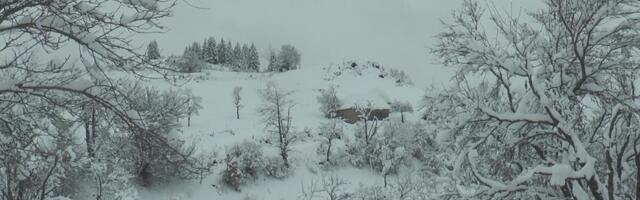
[2,0,640,199]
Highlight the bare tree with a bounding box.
[317,119,344,165]
[431,0,640,199]
[320,175,350,200]
[185,91,202,127]
[389,100,413,123]
[258,81,295,168]
[317,85,342,118]
[355,102,380,146]
[233,86,243,119]
[0,0,216,198]
[298,178,322,200]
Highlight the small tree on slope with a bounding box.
[233,86,243,119]
[317,85,342,118]
[258,81,296,168]
[318,119,344,165]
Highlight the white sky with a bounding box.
[145,0,541,87]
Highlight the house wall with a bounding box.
[335,108,390,124]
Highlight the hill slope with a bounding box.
[139,64,425,200]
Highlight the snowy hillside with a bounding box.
[137,63,425,200]
[6,1,639,199]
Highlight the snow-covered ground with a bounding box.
[137,64,425,199]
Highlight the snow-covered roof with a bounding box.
[340,88,391,109]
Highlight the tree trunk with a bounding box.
[634,138,640,199]
[587,176,605,200]
[236,106,240,119]
[85,122,93,157]
[383,173,388,188]
[605,149,614,200]
[326,139,332,164]
[85,104,96,158]
[281,145,289,168]
[401,111,404,123]
[364,118,369,145]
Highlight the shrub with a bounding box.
[345,119,414,173]
[263,156,290,179]
[223,140,263,191]
[317,86,342,118]
[388,68,414,86]
[167,55,207,73]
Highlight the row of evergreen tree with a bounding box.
[146,38,300,73]
[183,37,260,72]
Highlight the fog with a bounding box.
[146,0,541,87]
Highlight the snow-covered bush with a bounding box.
[1,123,76,200]
[263,156,291,179]
[316,119,344,166]
[349,170,440,200]
[345,119,412,174]
[114,82,211,186]
[167,55,207,73]
[387,68,414,86]
[389,100,414,123]
[316,86,342,118]
[223,140,263,191]
[322,61,413,86]
[65,159,139,200]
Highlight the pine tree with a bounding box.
[226,41,233,66]
[241,44,250,70]
[201,38,210,62]
[184,42,202,60]
[232,42,242,71]
[183,42,201,59]
[146,40,161,60]
[208,37,218,64]
[248,43,260,72]
[267,49,278,72]
[217,38,227,65]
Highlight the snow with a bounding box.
[0,77,18,91]
[123,0,158,10]
[120,12,153,25]
[480,106,553,124]
[128,64,424,199]
[545,164,574,185]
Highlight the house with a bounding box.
[335,107,390,124]
[333,88,391,124]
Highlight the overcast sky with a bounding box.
[146,0,540,87]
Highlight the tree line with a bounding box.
[183,37,260,72]
[147,38,301,73]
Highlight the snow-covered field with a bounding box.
[137,65,424,200]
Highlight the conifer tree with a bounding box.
[217,38,227,65]
[183,42,202,60]
[208,37,218,64]
[201,38,210,62]
[226,41,233,66]
[242,44,250,70]
[233,42,242,70]
[267,49,278,72]
[146,40,161,60]
[248,44,260,72]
